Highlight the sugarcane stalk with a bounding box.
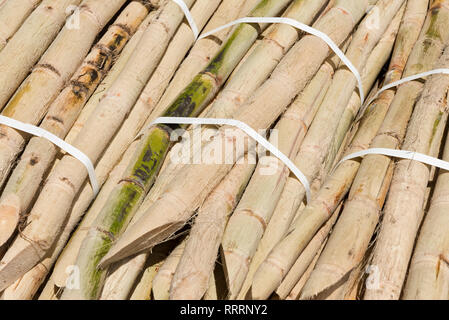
[402,122,449,300]
[63,1,287,298]
[3,125,145,300]
[276,0,405,230]
[0,0,42,52]
[96,114,216,298]
[237,10,401,299]
[0,0,197,292]
[44,11,161,291]
[89,0,223,176]
[101,0,375,268]
[0,1,149,248]
[0,0,82,110]
[203,0,329,119]
[223,59,335,299]
[275,207,340,300]
[0,0,127,190]
[252,0,430,300]
[58,0,222,243]
[46,7,163,290]
[40,141,140,300]
[285,243,324,300]
[127,242,174,300]
[152,239,187,300]
[102,241,173,300]
[301,3,449,300]
[170,154,256,300]
[149,0,262,121]
[53,120,214,291]
[129,261,165,300]
[64,4,163,145]
[324,12,406,174]
[364,55,449,300]
[53,2,251,286]
[61,1,293,298]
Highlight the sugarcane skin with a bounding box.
[80,126,171,299]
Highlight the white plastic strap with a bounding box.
[150,117,312,203]
[172,0,200,39]
[337,148,449,173]
[0,115,99,196]
[365,69,449,107]
[172,0,365,104]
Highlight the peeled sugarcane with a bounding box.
[285,243,324,300]
[79,0,224,198]
[40,8,162,293]
[59,0,222,234]
[54,124,214,294]
[52,0,252,286]
[129,261,165,300]
[300,3,449,300]
[0,0,127,190]
[170,154,256,300]
[275,207,340,300]
[0,0,42,52]
[150,0,261,121]
[201,0,329,120]
[128,242,174,300]
[3,128,144,300]
[323,11,406,175]
[60,0,293,300]
[152,239,187,300]
[102,0,376,270]
[0,1,149,248]
[223,59,335,299]
[95,123,217,299]
[237,10,401,299]
[252,0,429,300]
[0,0,198,292]
[166,5,332,287]
[39,141,141,300]
[364,56,449,300]
[0,0,82,110]
[64,3,163,145]
[102,240,173,300]
[46,6,163,289]
[403,124,449,300]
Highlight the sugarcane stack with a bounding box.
[0,0,448,300]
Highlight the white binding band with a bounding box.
[173,0,366,104]
[364,68,449,107]
[337,148,449,173]
[171,0,200,39]
[0,115,99,196]
[1,2,449,203]
[150,117,312,203]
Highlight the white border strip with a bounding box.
[150,116,312,203]
[0,115,99,196]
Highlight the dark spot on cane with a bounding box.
[30,156,39,166]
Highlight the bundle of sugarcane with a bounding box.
[1,0,449,301]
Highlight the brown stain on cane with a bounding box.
[29,156,39,166]
[2,82,32,117]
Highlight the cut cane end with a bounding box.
[0,238,43,292]
[99,221,185,268]
[251,262,284,300]
[0,194,21,247]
